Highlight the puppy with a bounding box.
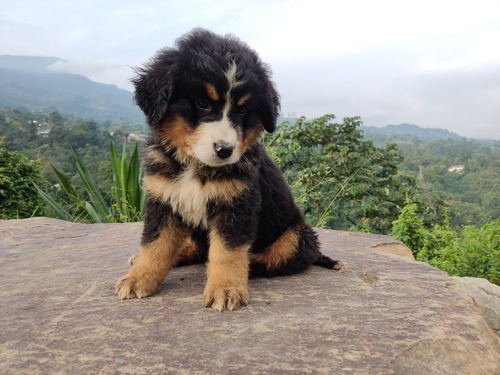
[116,29,341,311]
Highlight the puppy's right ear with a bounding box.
[132,49,179,127]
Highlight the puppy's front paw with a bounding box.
[115,274,161,300]
[203,285,249,311]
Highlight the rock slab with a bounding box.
[1,217,499,374]
[452,276,500,337]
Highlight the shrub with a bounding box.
[0,140,47,219]
[392,201,499,285]
[35,141,145,223]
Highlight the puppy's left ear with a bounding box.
[132,49,179,127]
[261,78,281,133]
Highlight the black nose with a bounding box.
[214,143,234,159]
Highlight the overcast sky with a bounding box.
[1,0,499,139]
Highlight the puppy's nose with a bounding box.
[214,143,234,159]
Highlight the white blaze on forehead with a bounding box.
[190,61,246,167]
[225,61,242,92]
[222,61,243,117]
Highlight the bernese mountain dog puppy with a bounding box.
[116,28,341,311]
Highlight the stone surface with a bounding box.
[1,217,499,374]
[452,276,500,337]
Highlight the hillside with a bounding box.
[361,123,464,142]
[0,55,143,124]
[0,56,482,142]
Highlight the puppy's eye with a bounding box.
[196,99,211,111]
[237,106,247,116]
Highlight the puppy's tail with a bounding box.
[314,253,344,271]
[299,223,344,272]
[298,224,344,271]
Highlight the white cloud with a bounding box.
[416,31,500,72]
[258,0,500,62]
[48,60,134,91]
[1,0,500,139]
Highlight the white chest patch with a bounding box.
[144,167,247,229]
[166,168,210,228]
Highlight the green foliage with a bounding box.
[265,115,412,234]
[451,220,500,284]
[110,142,145,222]
[367,133,500,230]
[36,142,145,223]
[389,201,425,252]
[3,105,498,284]
[392,202,500,285]
[0,107,147,218]
[0,139,48,219]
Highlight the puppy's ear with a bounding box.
[261,76,281,133]
[132,49,179,127]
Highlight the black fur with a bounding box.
[133,29,280,132]
[135,28,339,279]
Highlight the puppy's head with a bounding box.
[133,28,280,167]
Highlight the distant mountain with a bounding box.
[361,123,464,141]
[0,55,143,124]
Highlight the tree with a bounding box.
[0,139,48,219]
[265,115,413,233]
[49,111,64,127]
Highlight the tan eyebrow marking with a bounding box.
[237,93,251,106]
[205,83,219,101]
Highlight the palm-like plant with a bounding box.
[34,141,145,223]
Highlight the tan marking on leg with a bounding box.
[250,228,299,269]
[237,93,251,106]
[205,83,219,101]
[204,230,250,311]
[115,223,188,299]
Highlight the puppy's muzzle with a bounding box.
[214,143,234,159]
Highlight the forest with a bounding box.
[1,107,499,284]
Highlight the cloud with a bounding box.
[258,0,500,62]
[48,60,134,91]
[1,0,499,139]
[416,32,500,72]
[399,32,500,138]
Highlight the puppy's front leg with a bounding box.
[116,242,174,299]
[204,229,250,311]
[116,211,186,300]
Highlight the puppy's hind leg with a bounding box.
[250,224,342,277]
